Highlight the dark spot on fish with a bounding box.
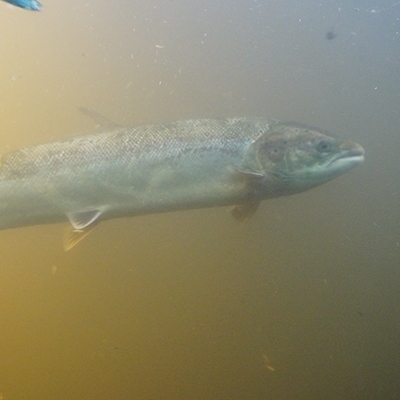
[259,137,288,162]
[326,30,337,40]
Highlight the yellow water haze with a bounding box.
[0,0,399,399]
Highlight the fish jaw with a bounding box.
[326,141,365,171]
[303,138,364,184]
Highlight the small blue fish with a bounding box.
[2,0,42,10]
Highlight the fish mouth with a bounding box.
[329,144,365,166]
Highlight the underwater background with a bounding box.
[0,0,399,399]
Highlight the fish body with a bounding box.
[0,115,364,248]
[2,0,42,10]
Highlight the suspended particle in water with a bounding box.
[326,30,337,40]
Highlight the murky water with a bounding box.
[0,0,399,399]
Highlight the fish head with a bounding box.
[253,123,364,195]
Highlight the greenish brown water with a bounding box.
[0,0,399,399]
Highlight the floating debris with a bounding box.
[325,30,337,40]
[262,354,276,372]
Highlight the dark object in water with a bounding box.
[326,30,337,40]
[2,0,42,10]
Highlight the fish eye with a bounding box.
[316,140,332,153]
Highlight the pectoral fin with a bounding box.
[63,223,98,251]
[233,167,264,182]
[231,201,260,222]
[66,209,103,230]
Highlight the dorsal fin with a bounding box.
[78,107,120,129]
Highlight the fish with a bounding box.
[0,111,364,249]
[2,0,42,10]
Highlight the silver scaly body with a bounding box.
[0,114,364,248]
